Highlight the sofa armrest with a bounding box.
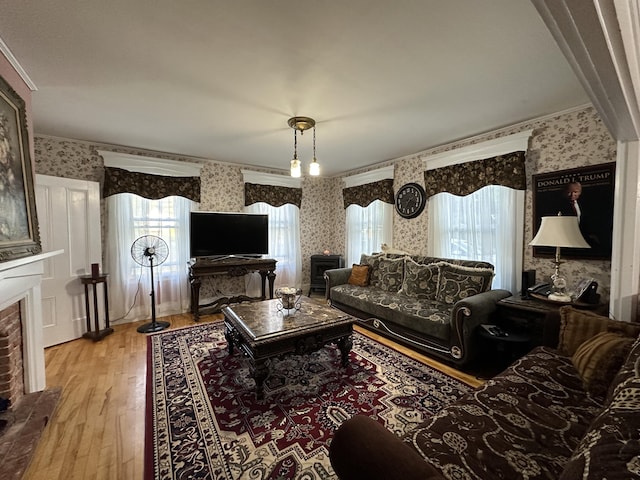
[329,415,444,480]
[324,267,352,300]
[449,288,512,363]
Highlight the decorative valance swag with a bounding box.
[103,166,201,202]
[244,182,302,208]
[343,178,394,209]
[423,150,526,199]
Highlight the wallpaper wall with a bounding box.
[337,105,615,300]
[33,104,615,306]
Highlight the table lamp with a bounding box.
[529,214,590,302]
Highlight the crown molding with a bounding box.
[0,36,37,91]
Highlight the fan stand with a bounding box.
[137,251,170,333]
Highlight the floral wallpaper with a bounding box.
[33,104,615,306]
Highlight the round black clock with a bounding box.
[395,182,427,219]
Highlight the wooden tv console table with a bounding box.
[189,257,277,321]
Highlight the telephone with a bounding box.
[528,282,552,297]
[574,278,599,304]
[527,279,599,304]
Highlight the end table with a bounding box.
[80,274,114,341]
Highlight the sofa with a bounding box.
[329,306,640,480]
[324,253,511,366]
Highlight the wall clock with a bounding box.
[395,182,427,219]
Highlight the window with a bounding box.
[245,202,301,290]
[105,193,195,321]
[345,200,393,266]
[428,185,524,292]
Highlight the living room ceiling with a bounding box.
[0,0,588,177]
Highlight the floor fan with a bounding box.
[131,235,170,333]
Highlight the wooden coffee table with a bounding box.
[222,297,355,399]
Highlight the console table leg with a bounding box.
[259,271,267,300]
[191,277,201,321]
[267,270,276,299]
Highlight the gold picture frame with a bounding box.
[0,74,41,262]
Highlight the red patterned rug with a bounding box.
[145,321,472,479]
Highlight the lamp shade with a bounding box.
[529,216,590,248]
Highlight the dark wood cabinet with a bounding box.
[309,254,344,296]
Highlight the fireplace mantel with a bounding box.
[0,250,63,393]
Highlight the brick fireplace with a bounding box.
[0,302,24,408]
[0,251,63,479]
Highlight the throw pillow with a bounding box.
[435,262,494,306]
[571,332,634,399]
[348,264,370,287]
[558,306,640,356]
[400,258,440,301]
[360,253,384,287]
[377,256,405,293]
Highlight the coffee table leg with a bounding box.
[338,335,353,367]
[252,360,269,400]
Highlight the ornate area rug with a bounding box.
[145,321,472,480]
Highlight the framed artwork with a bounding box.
[0,74,41,262]
[532,162,615,260]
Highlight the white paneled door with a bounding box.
[35,175,102,347]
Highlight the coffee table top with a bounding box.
[222,297,354,344]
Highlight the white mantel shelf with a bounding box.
[0,250,63,394]
[0,250,63,274]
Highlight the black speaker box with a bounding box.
[521,270,536,298]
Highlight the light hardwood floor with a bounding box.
[24,311,483,480]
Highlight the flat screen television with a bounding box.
[190,211,269,258]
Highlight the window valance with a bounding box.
[103,166,201,202]
[343,178,394,208]
[423,150,526,198]
[244,182,302,208]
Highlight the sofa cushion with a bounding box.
[400,258,440,301]
[348,264,370,287]
[558,306,640,356]
[405,347,602,480]
[377,256,405,293]
[329,285,451,340]
[560,336,640,480]
[571,331,634,400]
[435,262,493,306]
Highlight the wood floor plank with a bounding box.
[23,309,483,479]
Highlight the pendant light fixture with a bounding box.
[288,116,319,177]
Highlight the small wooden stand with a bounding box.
[80,274,114,341]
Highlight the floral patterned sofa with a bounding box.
[324,253,511,366]
[329,306,640,480]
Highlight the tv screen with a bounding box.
[190,212,269,258]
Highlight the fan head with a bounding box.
[131,235,169,267]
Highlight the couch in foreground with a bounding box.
[329,306,640,479]
[325,253,511,366]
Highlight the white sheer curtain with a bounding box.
[105,193,195,322]
[428,185,524,292]
[345,200,393,266]
[245,202,302,293]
